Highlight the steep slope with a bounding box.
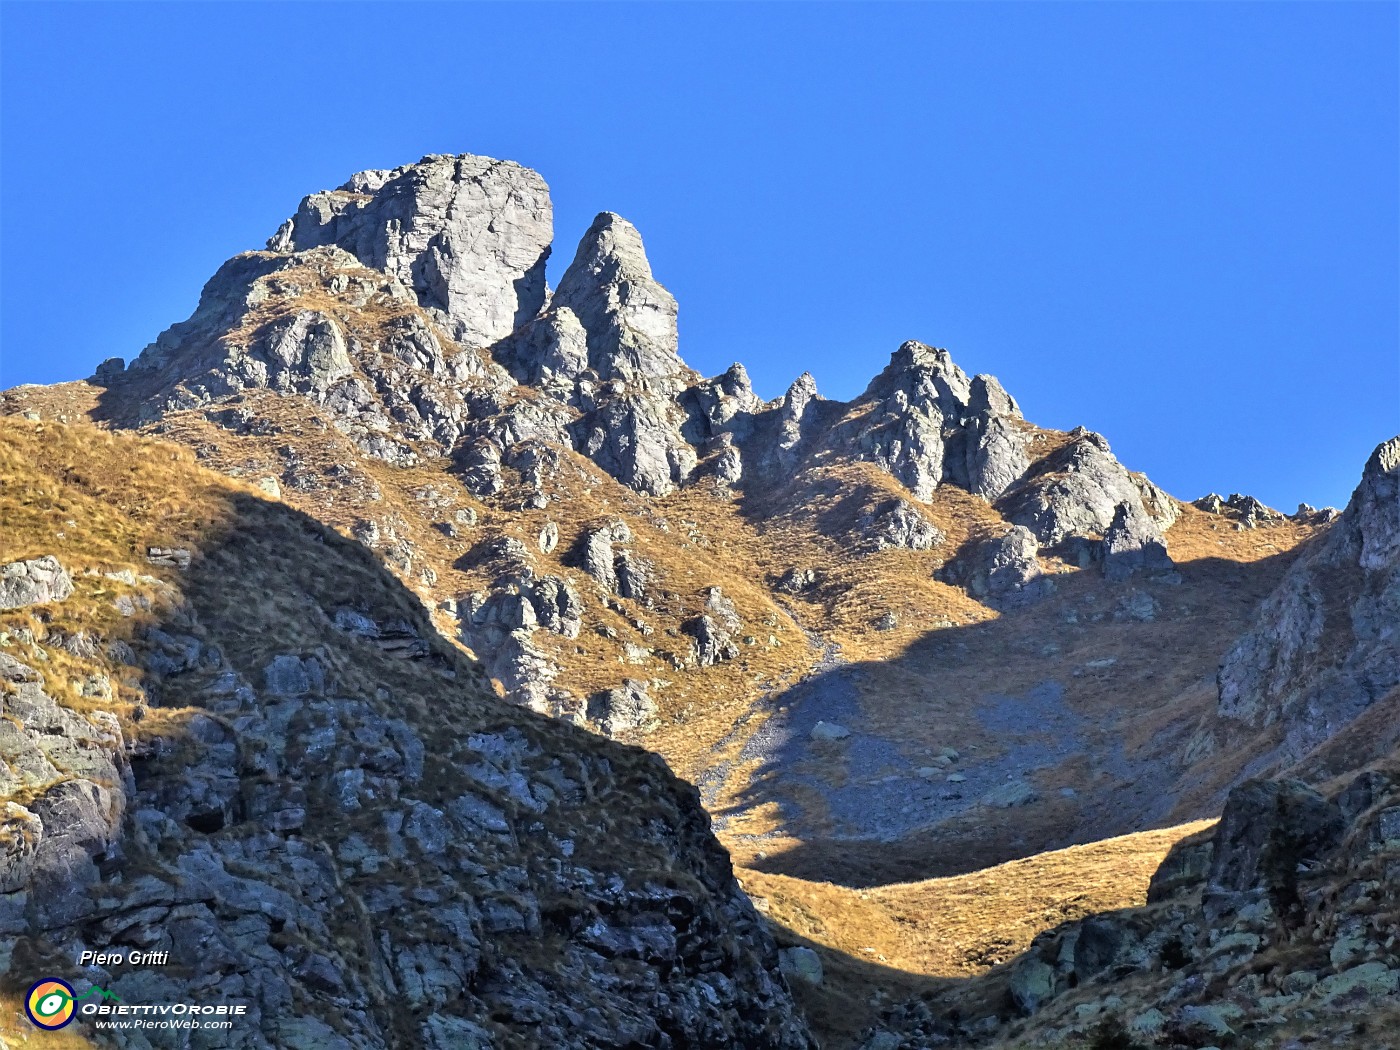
[1,151,1336,888]
[1218,436,1400,767]
[855,438,1400,1050]
[859,763,1400,1050]
[0,417,812,1049]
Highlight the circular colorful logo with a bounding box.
[26,978,76,1029]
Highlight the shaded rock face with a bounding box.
[0,432,815,1050]
[1203,778,1343,925]
[1100,500,1175,581]
[269,153,553,348]
[948,526,1048,605]
[1218,437,1400,757]
[863,765,1400,1049]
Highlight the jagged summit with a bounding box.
[267,153,553,348]
[91,149,1185,564]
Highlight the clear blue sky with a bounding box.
[2,3,1395,510]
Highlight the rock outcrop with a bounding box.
[268,154,553,348]
[588,678,659,737]
[1217,437,1400,758]
[0,554,74,608]
[948,526,1049,605]
[0,420,814,1050]
[997,430,1177,552]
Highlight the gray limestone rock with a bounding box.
[0,555,73,609]
[951,526,1045,604]
[998,432,1176,549]
[682,363,764,444]
[580,525,620,593]
[859,498,946,552]
[575,390,697,497]
[1100,501,1175,581]
[830,342,973,500]
[779,946,825,987]
[703,587,742,633]
[685,615,739,667]
[776,372,821,459]
[775,567,818,594]
[615,550,651,602]
[588,679,659,736]
[1217,437,1400,757]
[551,212,688,390]
[576,521,649,602]
[963,412,1031,501]
[263,654,325,697]
[269,153,553,348]
[1147,833,1214,903]
[1203,778,1343,924]
[1225,493,1285,529]
[497,305,590,392]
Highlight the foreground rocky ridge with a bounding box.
[0,419,812,1049]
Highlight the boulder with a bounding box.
[685,615,738,667]
[1009,958,1057,1015]
[778,946,824,987]
[859,499,945,552]
[0,555,73,609]
[587,680,659,736]
[1204,778,1343,924]
[809,721,851,742]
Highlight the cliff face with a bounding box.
[0,419,812,1049]
[1217,437,1400,760]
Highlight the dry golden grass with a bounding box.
[748,818,1216,978]
[742,819,1214,1047]
[0,991,97,1048]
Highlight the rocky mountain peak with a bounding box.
[863,340,974,409]
[548,210,692,390]
[267,153,553,349]
[1358,435,1400,570]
